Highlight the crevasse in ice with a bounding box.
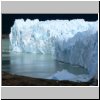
[9,19,98,82]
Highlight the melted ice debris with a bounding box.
[48,70,92,82]
[9,19,98,82]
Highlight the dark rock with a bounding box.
[2,71,98,86]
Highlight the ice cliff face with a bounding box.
[9,19,98,82]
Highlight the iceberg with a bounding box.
[48,69,91,82]
[9,19,98,82]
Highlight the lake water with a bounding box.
[2,39,88,79]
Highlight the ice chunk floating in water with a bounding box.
[9,19,98,82]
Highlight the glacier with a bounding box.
[9,19,98,82]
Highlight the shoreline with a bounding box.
[2,71,98,86]
[2,34,9,39]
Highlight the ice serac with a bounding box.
[9,19,98,82]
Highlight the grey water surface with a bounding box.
[2,39,88,79]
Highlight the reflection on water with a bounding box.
[2,39,88,79]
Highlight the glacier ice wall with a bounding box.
[9,19,98,82]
